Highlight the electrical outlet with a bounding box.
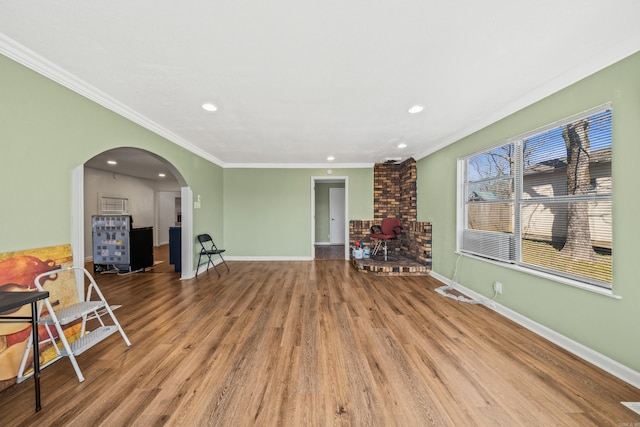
[493,281,503,294]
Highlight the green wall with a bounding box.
[0,54,224,271]
[417,51,640,372]
[223,169,372,257]
[5,44,636,378]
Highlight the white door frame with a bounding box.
[179,187,194,279]
[311,176,349,260]
[71,166,86,297]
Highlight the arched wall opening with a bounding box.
[72,147,194,282]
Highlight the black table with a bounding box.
[0,290,50,412]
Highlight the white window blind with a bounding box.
[461,106,612,288]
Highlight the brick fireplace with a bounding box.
[350,158,432,274]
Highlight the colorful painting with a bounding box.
[0,244,77,392]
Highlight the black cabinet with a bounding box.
[130,227,154,271]
[169,227,182,272]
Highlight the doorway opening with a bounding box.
[311,176,348,260]
[72,148,194,280]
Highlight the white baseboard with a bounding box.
[225,256,313,262]
[430,271,640,390]
[195,257,224,276]
[194,256,312,276]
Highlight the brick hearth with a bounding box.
[350,254,430,276]
[349,158,432,276]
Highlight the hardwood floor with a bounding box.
[1,248,639,426]
[314,244,346,260]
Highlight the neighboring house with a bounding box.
[468,148,611,250]
[522,147,612,249]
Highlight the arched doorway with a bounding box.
[71,148,194,280]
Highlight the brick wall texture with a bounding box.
[373,158,417,222]
[350,157,432,267]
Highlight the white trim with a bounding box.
[311,176,350,261]
[225,256,313,261]
[180,187,195,280]
[414,41,640,161]
[3,33,638,169]
[0,34,224,168]
[1,34,374,170]
[310,179,316,260]
[511,103,612,144]
[457,107,614,291]
[430,271,640,390]
[71,165,85,299]
[71,164,194,282]
[343,178,349,260]
[452,252,621,299]
[224,162,373,169]
[195,257,227,276]
[456,159,466,254]
[457,103,613,163]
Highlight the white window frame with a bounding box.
[99,193,130,215]
[457,104,614,295]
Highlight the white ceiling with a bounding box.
[1,1,639,169]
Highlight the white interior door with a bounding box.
[330,188,345,244]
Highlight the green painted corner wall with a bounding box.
[416,51,640,372]
[223,169,372,257]
[0,54,224,271]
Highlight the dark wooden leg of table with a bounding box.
[31,301,42,412]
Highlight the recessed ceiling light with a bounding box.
[327,156,335,161]
[397,143,407,149]
[158,173,166,177]
[408,105,424,114]
[202,102,218,112]
[107,160,117,165]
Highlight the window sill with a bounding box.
[456,251,622,300]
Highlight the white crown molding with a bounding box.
[0,35,379,171]
[222,162,374,169]
[414,42,640,161]
[430,271,640,390]
[0,33,225,168]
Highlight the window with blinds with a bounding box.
[459,105,612,289]
[100,195,129,215]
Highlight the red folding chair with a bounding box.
[370,218,403,261]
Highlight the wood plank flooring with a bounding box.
[1,248,639,426]
[315,245,346,260]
